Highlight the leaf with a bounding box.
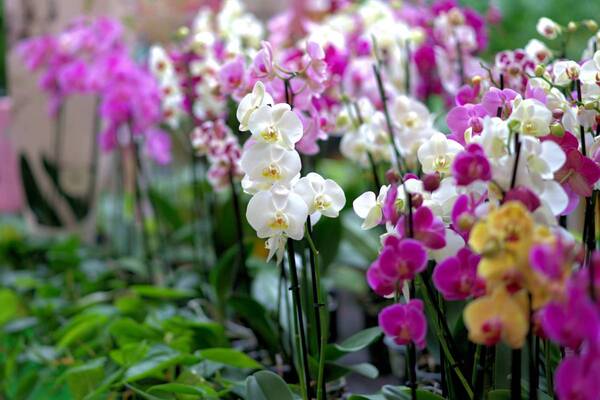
[109,318,160,347]
[487,390,510,400]
[131,285,195,299]
[245,370,294,400]
[229,295,279,352]
[148,187,183,231]
[148,383,218,398]
[0,289,21,326]
[20,154,62,227]
[124,345,198,383]
[198,348,262,370]
[210,243,250,308]
[326,327,383,360]
[311,216,342,268]
[42,155,90,220]
[110,342,149,367]
[65,358,106,400]
[58,313,110,349]
[323,362,380,382]
[348,395,387,400]
[382,386,446,400]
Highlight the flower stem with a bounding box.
[228,167,248,290]
[511,348,521,400]
[305,222,328,400]
[417,275,474,399]
[510,133,521,189]
[372,63,406,174]
[287,239,312,400]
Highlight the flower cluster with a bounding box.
[238,82,345,263]
[19,17,170,164]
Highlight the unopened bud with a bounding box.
[534,64,546,77]
[567,21,578,33]
[550,123,565,137]
[584,20,599,33]
[177,26,190,39]
[471,75,482,86]
[423,173,441,192]
[411,193,424,209]
[552,108,564,120]
[385,169,400,184]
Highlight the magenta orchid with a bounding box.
[379,299,428,349]
[433,247,484,300]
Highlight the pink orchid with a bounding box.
[446,104,487,145]
[451,143,492,186]
[433,247,484,300]
[397,206,446,250]
[379,300,428,349]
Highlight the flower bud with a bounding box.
[534,64,546,77]
[411,193,424,209]
[550,123,565,137]
[552,108,564,120]
[177,26,190,39]
[584,20,599,33]
[567,21,577,33]
[385,169,400,184]
[423,172,441,192]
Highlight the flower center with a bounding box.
[260,126,280,143]
[262,163,282,180]
[404,112,419,128]
[313,194,332,211]
[523,121,537,135]
[481,318,502,345]
[268,211,289,230]
[434,155,449,171]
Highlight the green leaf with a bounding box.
[210,243,251,308]
[42,155,90,220]
[57,313,110,349]
[487,389,510,400]
[109,317,160,347]
[131,285,195,299]
[65,358,106,400]
[198,348,262,369]
[0,289,21,326]
[245,370,294,400]
[229,295,279,352]
[382,386,446,400]
[148,187,184,231]
[322,362,380,382]
[148,383,218,398]
[19,154,62,227]
[124,345,198,383]
[326,327,383,360]
[348,395,387,400]
[110,342,149,367]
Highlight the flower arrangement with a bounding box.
[4,1,600,400]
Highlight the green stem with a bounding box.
[511,349,522,400]
[287,239,311,400]
[305,224,328,400]
[229,168,249,290]
[417,275,474,399]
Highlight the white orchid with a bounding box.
[237,81,274,131]
[248,104,303,149]
[580,50,600,86]
[520,137,566,180]
[246,185,308,240]
[536,17,561,40]
[240,143,302,193]
[525,39,552,64]
[294,173,346,221]
[473,117,510,160]
[417,132,464,174]
[353,185,389,230]
[507,99,553,137]
[265,234,287,265]
[552,60,581,86]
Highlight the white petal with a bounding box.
[362,204,382,230]
[540,140,566,173]
[353,191,376,218]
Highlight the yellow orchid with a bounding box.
[464,287,529,349]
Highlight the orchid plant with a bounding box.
[7,1,600,400]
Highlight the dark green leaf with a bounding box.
[124,345,198,382]
[245,370,294,400]
[148,383,218,397]
[20,154,62,227]
[65,358,106,400]
[229,295,279,352]
[326,327,383,360]
[131,285,195,299]
[42,155,90,220]
[198,348,262,369]
[148,187,183,231]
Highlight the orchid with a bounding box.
[379,300,428,349]
[353,185,389,230]
[417,132,464,175]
